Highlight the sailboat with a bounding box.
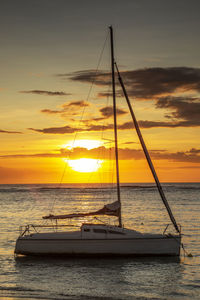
[15,27,181,256]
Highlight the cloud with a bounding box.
[86,124,114,131]
[0,129,22,134]
[151,149,200,163]
[118,122,134,130]
[2,147,199,164]
[20,90,70,96]
[138,120,200,128]
[60,146,200,163]
[56,67,200,128]
[65,101,89,107]
[27,113,200,134]
[56,70,111,86]
[139,120,200,128]
[187,148,200,154]
[31,95,200,133]
[40,109,60,115]
[28,125,79,134]
[100,106,127,118]
[122,141,138,145]
[41,100,89,118]
[28,122,114,134]
[155,96,200,125]
[65,67,200,98]
[98,91,122,98]
[0,153,60,159]
[40,102,126,125]
[131,95,200,128]
[82,106,128,123]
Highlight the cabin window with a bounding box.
[108,230,125,235]
[84,228,90,232]
[93,229,107,234]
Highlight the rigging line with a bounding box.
[49,31,109,214]
[86,82,111,196]
[98,82,111,191]
[69,30,109,152]
[97,83,112,205]
[64,30,109,163]
[115,62,180,234]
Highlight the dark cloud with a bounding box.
[30,95,200,133]
[122,141,138,145]
[65,101,89,107]
[28,123,113,134]
[0,129,22,134]
[186,148,200,154]
[100,106,127,118]
[85,106,127,123]
[139,120,200,128]
[28,125,79,134]
[118,122,134,130]
[20,90,70,96]
[75,99,200,129]
[98,91,122,98]
[87,124,114,131]
[57,70,111,86]
[66,67,200,98]
[27,121,134,134]
[40,109,60,114]
[156,96,200,124]
[57,67,200,128]
[27,112,200,133]
[138,120,200,128]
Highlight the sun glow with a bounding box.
[67,158,103,173]
[62,139,103,150]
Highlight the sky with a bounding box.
[0,0,200,183]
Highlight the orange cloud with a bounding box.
[1,147,200,163]
[41,100,90,118]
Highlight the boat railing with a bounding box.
[163,223,182,235]
[19,224,80,236]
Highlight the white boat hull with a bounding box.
[15,231,181,257]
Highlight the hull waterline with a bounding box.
[15,228,181,257]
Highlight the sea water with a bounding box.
[0,183,199,299]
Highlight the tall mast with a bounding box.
[109,26,122,227]
[115,63,180,233]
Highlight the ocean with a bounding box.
[0,183,199,299]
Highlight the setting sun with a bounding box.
[67,158,103,173]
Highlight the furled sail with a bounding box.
[43,200,120,220]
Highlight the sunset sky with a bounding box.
[0,0,200,183]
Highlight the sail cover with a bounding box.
[43,201,120,220]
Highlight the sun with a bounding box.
[67,158,103,173]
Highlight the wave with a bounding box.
[121,185,156,189]
[0,188,31,193]
[0,285,142,300]
[0,285,43,292]
[0,183,199,194]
